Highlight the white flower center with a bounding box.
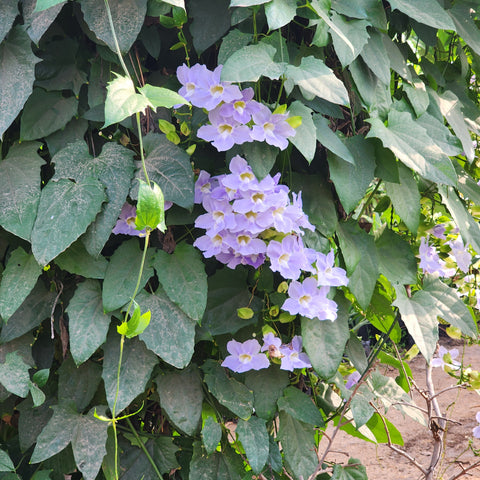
[210,84,224,96]
[126,216,136,227]
[239,353,252,363]
[299,294,311,306]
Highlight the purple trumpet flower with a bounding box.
[221,339,270,373]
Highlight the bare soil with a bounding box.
[322,338,480,480]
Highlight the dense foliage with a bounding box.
[0,0,480,479]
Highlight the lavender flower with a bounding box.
[261,332,282,358]
[418,237,455,277]
[194,170,216,204]
[315,250,349,287]
[473,412,480,438]
[345,371,361,389]
[430,223,447,240]
[267,235,310,280]
[282,277,338,321]
[250,104,296,150]
[431,345,461,371]
[221,339,270,373]
[112,203,146,237]
[448,238,471,273]
[219,87,261,123]
[279,336,312,371]
[476,290,480,310]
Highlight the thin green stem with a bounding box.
[252,8,258,44]
[111,333,124,480]
[126,418,163,480]
[356,180,382,220]
[135,112,151,187]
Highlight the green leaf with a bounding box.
[393,286,438,362]
[118,303,151,339]
[329,13,370,67]
[153,242,207,322]
[33,369,50,388]
[102,239,154,312]
[366,110,457,186]
[189,0,231,54]
[102,328,158,413]
[327,135,376,213]
[53,141,135,256]
[0,26,41,138]
[156,367,203,436]
[241,141,279,179]
[388,0,454,30]
[288,101,316,163]
[57,356,102,411]
[0,142,43,241]
[23,0,66,45]
[17,396,54,451]
[365,412,404,445]
[189,442,243,480]
[79,0,147,53]
[138,84,189,108]
[349,390,374,429]
[265,0,297,30]
[314,114,355,164]
[136,180,166,231]
[278,387,324,426]
[31,178,106,266]
[55,241,108,279]
[454,164,480,206]
[236,416,269,474]
[137,289,196,368]
[230,0,270,5]
[0,1,18,44]
[285,56,350,105]
[375,229,417,285]
[381,33,412,82]
[202,417,222,455]
[404,81,429,117]
[360,30,391,85]
[0,450,15,472]
[0,247,42,321]
[201,268,255,336]
[439,186,480,254]
[67,279,111,365]
[218,29,253,66]
[0,352,31,398]
[302,295,350,379]
[221,43,284,82]
[202,360,254,420]
[331,458,368,480]
[384,162,420,233]
[422,275,477,338]
[30,404,78,464]
[244,367,290,421]
[131,133,194,209]
[278,411,317,480]
[448,3,480,56]
[0,281,55,343]
[34,0,65,11]
[71,407,109,480]
[30,385,46,407]
[290,173,338,237]
[103,74,150,128]
[20,89,78,140]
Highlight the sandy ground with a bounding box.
[322,339,480,480]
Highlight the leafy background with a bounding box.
[0,0,479,479]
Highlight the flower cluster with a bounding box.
[194,155,348,321]
[221,333,311,373]
[177,64,296,151]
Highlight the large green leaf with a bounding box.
[0,281,55,342]
[288,101,316,163]
[189,442,243,480]
[34,0,65,10]
[20,89,78,140]
[329,13,370,67]
[202,417,222,455]
[0,247,42,321]
[79,0,147,53]
[285,56,350,105]
[314,114,355,164]
[102,328,158,413]
[23,0,66,44]
[131,133,194,209]
[367,110,457,186]
[439,186,480,254]
[278,386,324,426]
[422,275,477,338]
[393,286,438,361]
[0,352,31,398]
[388,0,454,30]
[0,1,18,44]
[244,367,290,420]
[384,162,420,233]
[278,411,317,480]
[0,142,43,241]
[153,242,207,322]
[31,178,106,266]
[327,135,376,213]
[156,367,203,435]
[448,3,480,56]
[55,241,108,279]
[360,30,391,84]
[331,458,368,480]
[218,29,253,66]
[102,239,154,312]
[0,449,15,473]
[241,141,279,179]
[138,84,188,109]
[67,280,111,365]
[265,0,297,30]
[375,229,417,285]
[302,295,350,379]
[202,360,254,420]
[0,27,40,138]
[236,416,269,474]
[137,289,196,368]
